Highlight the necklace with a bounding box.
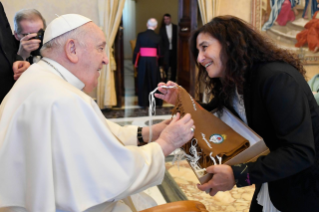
[42,59,67,81]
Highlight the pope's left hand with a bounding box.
[197,164,235,196]
[13,61,30,80]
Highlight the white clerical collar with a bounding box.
[40,57,85,90]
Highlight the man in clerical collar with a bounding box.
[0,14,194,212]
[14,8,46,65]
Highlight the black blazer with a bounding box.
[0,2,21,103]
[203,62,319,212]
[159,23,177,66]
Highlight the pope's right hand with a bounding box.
[156,113,194,156]
[154,81,179,105]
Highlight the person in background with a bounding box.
[133,18,162,108]
[156,15,319,212]
[159,13,177,82]
[0,2,30,104]
[0,14,195,212]
[14,8,46,65]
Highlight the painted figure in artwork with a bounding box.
[295,2,319,52]
[302,0,319,19]
[262,0,298,31]
[276,0,299,25]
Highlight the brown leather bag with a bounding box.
[171,86,250,169]
[139,200,208,212]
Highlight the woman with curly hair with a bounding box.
[156,15,319,212]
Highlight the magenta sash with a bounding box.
[140,48,157,57]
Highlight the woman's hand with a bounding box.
[154,81,179,105]
[197,165,235,196]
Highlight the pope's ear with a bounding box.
[65,39,79,63]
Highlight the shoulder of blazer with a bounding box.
[245,62,297,83]
[243,62,294,125]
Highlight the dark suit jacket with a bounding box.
[203,62,319,212]
[0,2,21,103]
[159,23,177,67]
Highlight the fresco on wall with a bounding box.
[260,0,319,64]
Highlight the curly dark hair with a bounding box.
[190,15,305,112]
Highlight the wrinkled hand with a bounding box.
[17,33,41,60]
[197,165,235,196]
[156,113,194,156]
[154,81,179,105]
[13,61,30,80]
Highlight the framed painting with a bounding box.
[252,0,319,65]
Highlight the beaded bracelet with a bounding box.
[137,127,145,145]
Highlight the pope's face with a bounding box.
[77,23,108,93]
[196,32,225,79]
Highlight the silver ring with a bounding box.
[190,127,195,133]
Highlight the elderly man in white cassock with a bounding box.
[0,14,195,212]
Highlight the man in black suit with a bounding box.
[133,18,162,108]
[0,2,30,104]
[159,14,177,82]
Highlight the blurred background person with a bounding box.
[133,18,162,108]
[14,8,46,64]
[159,13,177,82]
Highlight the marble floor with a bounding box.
[103,60,255,211]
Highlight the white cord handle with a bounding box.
[148,85,178,143]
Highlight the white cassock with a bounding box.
[0,58,165,212]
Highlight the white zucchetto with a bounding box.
[43,14,92,44]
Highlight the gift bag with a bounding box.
[171,86,250,171]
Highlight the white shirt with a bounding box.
[165,24,172,50]
[0,58,165,212]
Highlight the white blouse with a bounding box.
[232,87,280,212]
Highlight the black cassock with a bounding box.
[133,29,162,108]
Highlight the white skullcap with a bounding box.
[43,14,92,44]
